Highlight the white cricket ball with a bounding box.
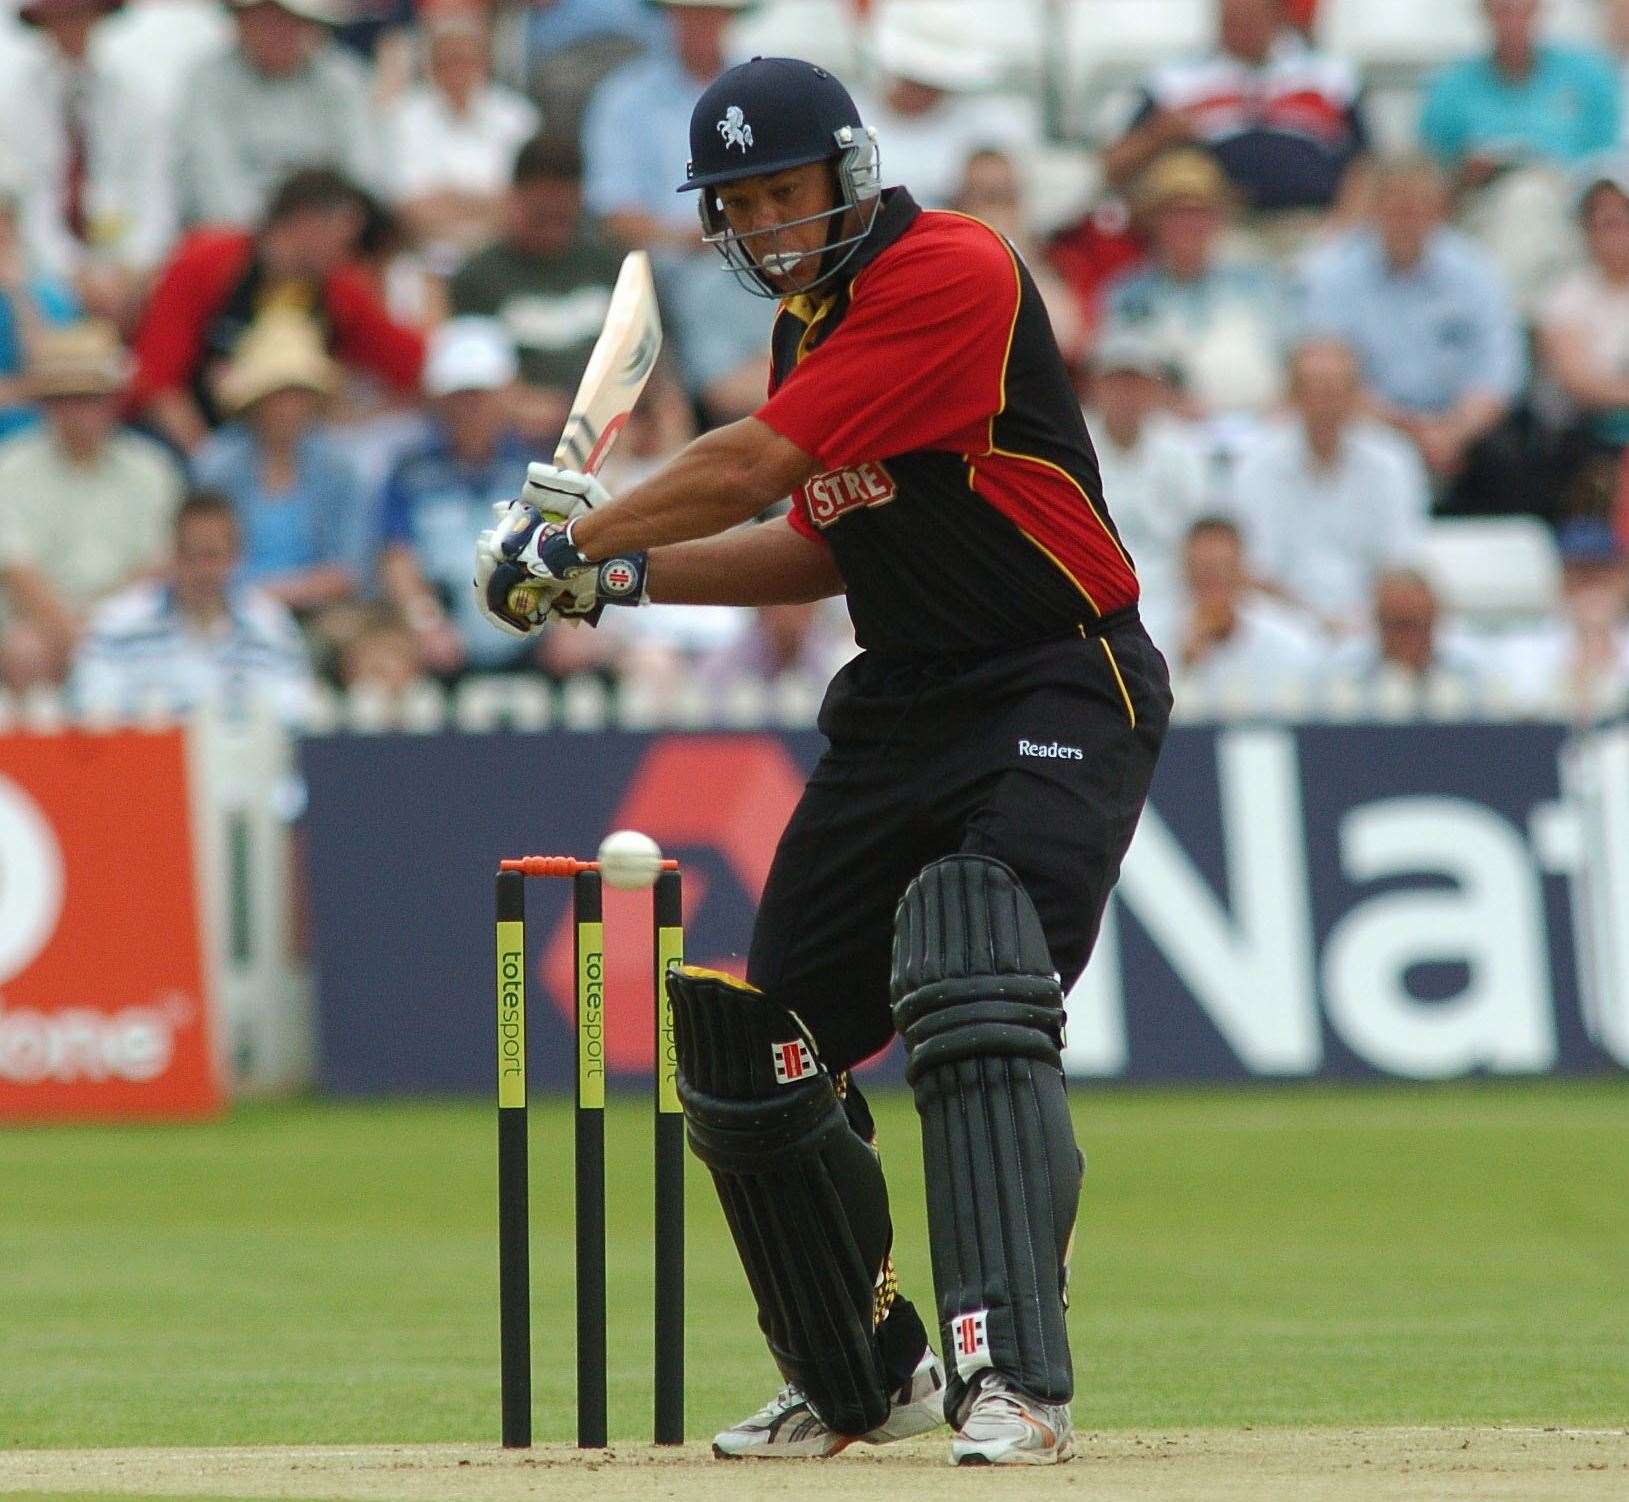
[596,829,664,890]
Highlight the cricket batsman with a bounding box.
[474,57,1170,1465]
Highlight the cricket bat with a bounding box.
[507,249,663,617]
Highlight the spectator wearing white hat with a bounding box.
[853,5,1040,211]
[71,489,316,721]
[0,320,183,686]
[0,0,176,324]
[176,0,380,226]
[377,316,532,675]
[1079,328,1209,655]
[384,11,540,266]
[192,309,370,612]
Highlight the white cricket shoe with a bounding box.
[950,1372,1074,1466]
[712,1347,947,1459]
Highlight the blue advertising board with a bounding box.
[300,723,1629,1094]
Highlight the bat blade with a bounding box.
[552,249,663,478]
[507,250,663,621]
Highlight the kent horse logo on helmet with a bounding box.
[717,106,754,153]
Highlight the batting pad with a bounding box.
[891,856,1081,1416]
[669,967,894,1435]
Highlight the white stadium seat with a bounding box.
[1420,517,1562,626]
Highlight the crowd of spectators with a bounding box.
[0,0,1626,723]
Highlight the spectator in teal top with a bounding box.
[1420,0,1620,187]
[0,179,80,443]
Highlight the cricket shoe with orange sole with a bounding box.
[950,1371,1075,1466]
[712,1347,946,1458]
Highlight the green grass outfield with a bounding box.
[2,1081,1625,1450]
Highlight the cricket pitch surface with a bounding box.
[3,1428,1625,1502]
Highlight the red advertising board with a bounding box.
[0,729,221,1119]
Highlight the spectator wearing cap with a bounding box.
[0,320,183,685]
[377,317,532,675]
[446,133,623,444]
[0,0,176,325]
[71,490,315,720]
[384,12,540,266]
[192,309,370,613]
[1536,162,1629,512]
[1326,567,1488,697]
[1298,155,1526,516]
[175,0,380,227]
[0,170,82,444]
[1101,149,1290,424]
[1230,340,1430,633]
[1504,516,1629,718]
[1079,328,1209,654]
[129,168,425,456]
[852,6,1041,210]
[1168,514,1326,699]
[1102,0,1368,247]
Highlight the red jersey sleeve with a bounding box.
[755,214,1020,469]
[325,267,426,393]
[127,230,253,412]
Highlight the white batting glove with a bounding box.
[520,461,611,522]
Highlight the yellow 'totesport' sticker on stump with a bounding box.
[577,921,605,1110]
[656,925,684,1114]
[495,919,525,1109]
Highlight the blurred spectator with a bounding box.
[335,608,429,696]
[176,0,379,227]
[91,0,234,123]
[1326,567,1488,695]
[0,321,182,685]
[952,148,1084,365]
[1298,156,1527,516]
[1102,149,1289,423]
[385,11,540,267]
[1611,0,1629,141]
[1079,328,1209,654]
[378,317,531,676]
[446,133,622,444]
[1,0,175,325]
[1420,0,1617,306]
[129,168,425,456]
[1102,0,1367,244]
[1504,516,1629,717]
[516,0,664,140]
[193,310,368,612]
[1045,197,1144,339]
[697,600,856,684]
[1421,0,1618,184]
[0,174,81,443]
[856,7,1041,210]
[71,490,315,720]
[1231,340,1430,631]
[581,0,745,262]
[1168,514,1326,696]
[1536,163,1629,515]
[579,0,774,414]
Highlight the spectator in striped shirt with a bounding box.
[72,490,315,721]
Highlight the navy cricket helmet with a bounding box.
[678,56,883,297]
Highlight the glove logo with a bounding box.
[772,1038,814,1084]
[600,559,640,597]
[717,105,754,153]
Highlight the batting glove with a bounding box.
[521,461,611,522]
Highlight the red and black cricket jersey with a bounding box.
[756,187,1138,658]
